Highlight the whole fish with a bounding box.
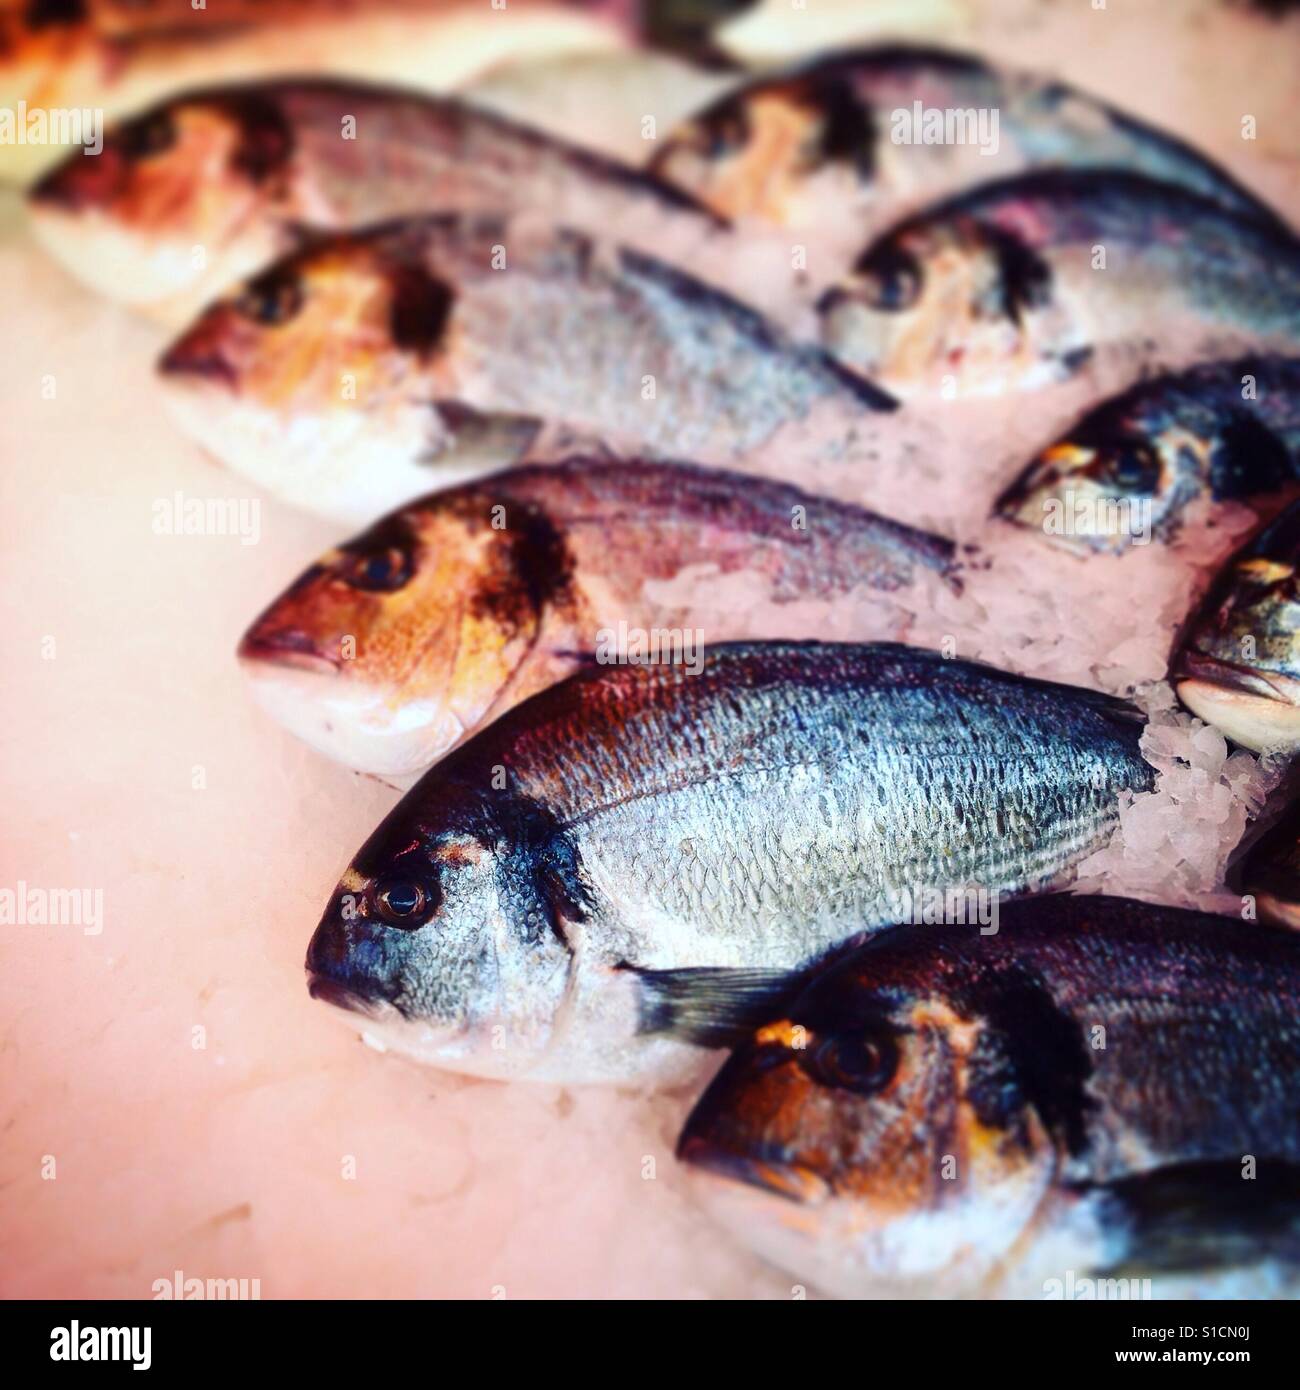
[240,457,957,780]
[154,213,902,523]
[303,642,1154,1084]
[678,895,1300,1299]
[995,358,1300,552]
[650,45,1287,257]
[1,3,628,184]
[1171,501,1300,752]
[815,170,1300,399]
[26,77,725,322]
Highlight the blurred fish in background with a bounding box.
[0,0,635,181]
[996,357,1300,552]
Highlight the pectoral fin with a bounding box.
[1090,1160,1300,1277]
[422,400,545,469]
[628,964,803,1048]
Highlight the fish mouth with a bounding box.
[677,1137,830,1205]
[1174,654,1300,753]
[1173,648,1300,703]
[158,335,239,389]
[238,627,341,675]
[28,154,123,213]
[307,972,401,1022]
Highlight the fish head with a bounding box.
[995,408,1208,554]
[305,783,577,1076]
[240,498,554,777]
[817,215,1084,398]
[1173,512,1300,752]
[678,941,1058,1296]
[156,232,462,515]
[650,76,872,225]
[28,91,296,307]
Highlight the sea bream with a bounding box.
[816,170,1300,399]
[1171,500,1300,753]
[25,76,729,324]
[996,357,1300,552]
[303,642,1155,1085]
[679,895,1300,1299]
[650,45,1287,262]
[154,213,906,523]
[1,3,628,183]
[239,457,958,781]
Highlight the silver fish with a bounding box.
[652,45,1287,248]
[304,642,1154,1084]
[816,170,1300,399]
[155,213,903,523]
[996,356,1300,552]
[238,456,957,780]
[26,77,727,321]
[679,894,1300,1299]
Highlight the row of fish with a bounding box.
[25,32,1300,1298]
[296,631,1300,1296]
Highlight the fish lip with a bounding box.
[677,1137,831,1206]
[1171,649,1287,702]
[158,339,240,390]
[27,162,103,213]
[307,972,400,1021]
[238,628,342,675]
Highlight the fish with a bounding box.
[1171,500,1300,752]
[1,2,628,184]
[303,642,1154,1085]
[154,212,903,523]
[995,357,1300,553]
[26,76,726,322]
[678,894,1300,1299]
[239,457,958,781]
[1239,798,1300,930]
[650,45,1289,256]
[815,170,1300,399]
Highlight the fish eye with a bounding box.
[852,243,922,312]
[1101,442,1159,493]
[118,110,177,161]
[235,268,304,326]
[800,1029,898,1095]
[372,873,441,927]
[340,544,413,593]
[698,100,750,159]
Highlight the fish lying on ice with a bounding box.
[678,894,1300,1299]
[0,1,629,184]
[239,457,958,781]
[650,45,1287,263]
[1171,500,1300,752]
[26,77,727,323]
[995,357,1300,552]
[816,171,1300,399]
[154,213,905,523]
[304,642,1154,1084]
